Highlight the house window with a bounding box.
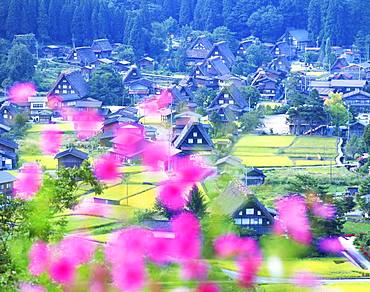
[266,221,270,225]
[63,90,67,94]
[246,208,254,215]
[214,51,219,55]
[242,218,250,225]
[229,100,234,104]
[257,211,261,215]
[224,93,229,98]
[63,85,67,89]
[258,218,263,225]
[3,114,8,119]
[71,90,75,94]
[207,64,212,69]
[239,211,243,216]
[196,70,200,75]
[193,132,198,137]
[0,184,4,190]
[33,103,44,109]
[188,138,193,144]
[235,218,242,225]
[197,138,203,144]
[55,89,60,94]
[58,84,62,88]
[219,100,224,104]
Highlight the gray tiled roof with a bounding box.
[55,148,88,160]
[91,39,113,52]
[0,171,16,184]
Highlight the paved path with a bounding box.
[222,269,370,284]
[340,237,370,270]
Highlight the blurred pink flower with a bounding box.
[19,283,46,292]
[158,180,191,210]
[156,89,172,109]
[14,163,42,200]
[8,82,36,104]
[139,89,172,116]
[180,260,209,280]
[73,199,111,217]
[71,110,103,140]
[105,228,151,264]
[89,265,110,292]
[28,241,49,276]
[273,195,312,245]
[147,237,173,264]
[196,283,220,292]
[56,236,96,266]
[318,237,343,254]
[111,259,146,292]
[41,129,63,155]
[93,154,121,182]
[292,271,320,288]
[48,256,76,285]
[173,156,214,185]
[113,124,146,157]
[141,141,170,170]
[213,234,242,258]
[312,201,336,219]
[237,253,263,288]
[47,95,62,110]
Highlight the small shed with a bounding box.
[244,168,266,186]
[0,171,16,195]
[54,148,89,169]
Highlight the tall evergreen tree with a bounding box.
[0,0,9,37]
[307,0,322,44]
[6,0,24,37]
[179,0,194,26]
[48,0,64,41]
[59,0,75,43]
[38,0,50,43]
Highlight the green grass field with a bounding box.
[65,215,117,232]
[343,221,370,234]
[233,135,338,167]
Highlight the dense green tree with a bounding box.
[307,0,323,43]
[363,124,370,150]
[346,136,366,159]
[6,0,24,37]
[239,110,263,134]
[247,5,284,42]
[186,186,208,219]
[279,0,309,29]
[240,86,261,108]
[4,43,36,86]
[89,65,124,105]
[48,0,64,41]
[179,0,194,25]
[0,0,9,37]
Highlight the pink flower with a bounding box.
[93,154,121,183]
[173,156,214,185]
[47,95,62,110]
[181,260,209,280]
[8,82,36,104]
[141,141,170,170]
[14,163,42,200]
[41,129,63,155]
[213,234,242,258]
[196,283,220,292]
[71,110,103,140]
[139,89,172,116]
[48,257,76,285]
[73,199,111,217]
[111,259,146,292]
[237,253,263,288]
[56,236,96,266]
[19,283,46,292]
[273,195,312,245]
[156,89,172,109]
[105,228,151,264]
[292,271,320,288]
[172,212,201,239]
[89,265,110,292]
[312,201,336,219]
[318,237,343,254]
[113,124,146,157]
[28,241,49,276]
[147,237,173,264]
[158,180,191,210]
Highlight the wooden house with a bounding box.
[0,138,18,170]
[331,57,349,73]
[342,90,370,113]
[0,118,11,135]
[66,47,98,67]
[193,56,231,79]
[115,60,132,73]
[206,41,236,68]
[169,85,194,105]
[237,36,259,55]
[139,57,155,71]
[271,41,295,59]
[173,111,202,136]
[42,45,65,59]
[244,168,266,186]
[28,96,51,123]
[186,35,213,66]
[341,62,370,80]
[91,39,113,58]
[0,102,19,125]
[348,120,367,138]
[269,55,290,73]
[215,155,244,172]
[278,29,310,51]
[0,171,16,196]
[211,180,275,236]
[330,80,367,94]
[48,69,89,100]
[251,69,281,100]
[123,66,154,96]
[55,148,89,169]
[173,121,213,152]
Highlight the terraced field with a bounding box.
[233,135,338,167]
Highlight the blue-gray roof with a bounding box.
[55,148,89,160]
[0,137,18,149]
[0,171,16,184]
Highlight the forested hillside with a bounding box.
[0,0,369,57]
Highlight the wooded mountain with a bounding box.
[0,0,369,56]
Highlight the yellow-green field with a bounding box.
[233,135,338,167]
